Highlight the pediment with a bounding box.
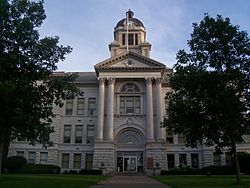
[94,51,166,71]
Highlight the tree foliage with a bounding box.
[0,0,81,173]
[162,14,250,183]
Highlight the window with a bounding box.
[179,154,187,167]
[77,98,85,115]
[225,152,232,166]
[167,154,175,169]
[17,151,24,157]
[213,152,221,166]
[166,131,174,144]
[120,96,141,114]
[88,98,96,116]
[62,153,70,168]
[135,34,138,45]
[73,153,81,169]
[87,125,95,144]
[65,99,73,115]
[122,33,126,45]
[128,33,134,45]
[191,154,199,168]
[85,154,93,169]
[40,152,48,164]
[75,125,83,143]
[178,134,186,144]
[64,125,71,143]
[28,152,36,164]
[120,83,140,92]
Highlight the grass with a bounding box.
[154,175,250,188]
[0,174,107,188]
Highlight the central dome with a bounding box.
[116,9,144,28]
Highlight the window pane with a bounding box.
[75,125,83,143]
[225,152,232,166]
[17,151,24,157]
[73,154,81,169]
[77,98,84,115]
[179,154,187,167]
[87,125,95,144]
[178,134,186,144]
[213,153,221,166]
[191,154,199,168]
[135,34,138,45]
[64,125,71,143]
[128,34,134,45]
[65,99,73,115]
[167,154,175,169]
[85,154,93,169]
[122,33,125,45]
[40,152,48,164]
[62,153,69,168]
[166,131,174,144]
[88,98,96,116]
[28,152,36,164]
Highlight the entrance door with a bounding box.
[124,156,137,172]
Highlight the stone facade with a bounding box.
[8,10,250,175]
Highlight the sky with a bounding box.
[39,0,250,72]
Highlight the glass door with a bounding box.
[124,156,137,172]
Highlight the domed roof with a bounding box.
[116,10,144,28]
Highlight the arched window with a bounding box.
[117,129,144,145]
[119,83,141,114]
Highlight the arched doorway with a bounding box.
[116,128,145,173]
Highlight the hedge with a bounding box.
[161,167,202,175]
[15,164,61,174]
[3,156,27,172]
[79,169,102,175]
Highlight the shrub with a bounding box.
[79,169,102,175]
[201,165,235,175]
[62,170,79,174]
[16,164,61,174]
[161,167,201,175]
[3,156,27,172]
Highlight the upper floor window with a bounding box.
[120,96,140,114]
[63,125,71,143]
[40,152,48,164]
[128,34,134,45]
[88,98,96,116]
[75,125,83,144]
[122,34,126,45]
[87,125,95,144]
[65,99,73,115]
[77,98,85,115]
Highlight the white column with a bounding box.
[96,77,105,141]
[155,78,165,141]
[106,77,115,141]
[145,77,154,142]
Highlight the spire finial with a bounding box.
[126,9,134,18]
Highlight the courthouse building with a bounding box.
[8,10,250,174]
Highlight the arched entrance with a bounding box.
[116,128,145,173]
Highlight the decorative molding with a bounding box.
[155,77,162,84]
[107,77,115,85]
[98,77,106,85]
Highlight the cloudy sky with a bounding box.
[39,0,250,72]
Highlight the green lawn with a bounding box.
[154,175,250,188]
[0,174,107,188]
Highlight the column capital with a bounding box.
[98,77,106,85]
[145,77,153,84]
[155,77,162,85]
[107,77,115,85]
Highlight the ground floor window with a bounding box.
[16,151,24,157]
[179,154,187,167]
[73,153,81,169]
[191,153,199,168]
[28,152,36,164]
[213,152,221,166]
[40,152,48,164]
[225,152,232,166]
[62,153,70,168]
[167,154,175,169]
[85,154,93,169]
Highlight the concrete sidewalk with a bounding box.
[90,176,172,188]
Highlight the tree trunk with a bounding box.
[233,145,241,184]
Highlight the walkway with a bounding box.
[90,176,171,188]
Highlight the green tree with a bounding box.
[0,0,80,175]
[162,14,250,184]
